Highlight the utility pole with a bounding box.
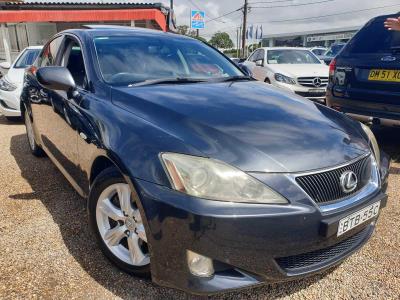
[170,0,173,9]
[241,0,248,58]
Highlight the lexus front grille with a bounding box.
[296,155,371,205]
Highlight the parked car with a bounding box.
[21,26,389,295]
[310,46,328,58]
[0,46,42,119]
[320,43,346,65]
[244,47,329,103]
[327,14,400,127]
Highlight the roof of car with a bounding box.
[25,45,43,50]
[62,25,188,40]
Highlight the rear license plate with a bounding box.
[337,202,380,237]
[368,69,400,82]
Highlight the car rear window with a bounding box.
[342,15,400,56]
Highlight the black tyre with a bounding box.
[88,167,151,277]
[24,110,44,157]
[264,78,271,84]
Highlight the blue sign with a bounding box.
[191,10,205,29]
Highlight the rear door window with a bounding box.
[342,15,400,56]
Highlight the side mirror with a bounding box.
[255,59,264,67]
[0,61,11,69]
[36,67,76,92]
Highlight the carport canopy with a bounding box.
[0,1,169,63]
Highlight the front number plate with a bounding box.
[337,202,380,237]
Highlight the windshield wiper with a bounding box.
[129,77,209,87]
[216,75,253,82]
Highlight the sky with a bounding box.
[157,0,400,44]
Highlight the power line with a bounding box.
[251,0,334,9]
[271,3,400,22]
[206,7,243,23]
[249,0,292,4]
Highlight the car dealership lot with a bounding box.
[0,116,399,299]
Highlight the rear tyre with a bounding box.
[88,167,151,277]
[24,110,44,157]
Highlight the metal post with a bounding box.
[241,0,248,58]
[170,0,173,9]
[1,24,12,63]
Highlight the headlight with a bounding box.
[160,153,288,204]
[361,123,380,167]
[274,73,296,85]
[0,77,17,91]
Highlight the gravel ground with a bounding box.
[0,115,399,300]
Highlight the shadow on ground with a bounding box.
[9,131,330,299]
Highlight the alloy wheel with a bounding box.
[95,183,150,266]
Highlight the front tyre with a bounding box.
[88,167,151,277]
[24,110,44,157]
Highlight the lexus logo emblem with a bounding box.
[313,77,322,87]
[340,171,358,193]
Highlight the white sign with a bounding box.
[307,32,355,42]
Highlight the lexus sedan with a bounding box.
[243,47,329,103]
[0,46,42,119]
[21,26,390,295]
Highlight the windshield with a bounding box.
[267,49,321,64]
[311,48,326,56]
[14,49,41,68]
[93,35,243,85]
[342,16,400,56]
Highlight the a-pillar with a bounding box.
[0,23,11,63]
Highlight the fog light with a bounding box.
[187,250,214,277]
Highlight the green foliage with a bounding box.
[209,32,234,49]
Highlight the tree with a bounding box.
[194,36,207,43]
[209,32,234,49]
[176,25,189,36]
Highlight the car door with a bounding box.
[29,36,64,144]
[51,35,95,194]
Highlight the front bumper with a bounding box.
[134,153,390,295]
[272,81,326,103]
[0,88,21,117]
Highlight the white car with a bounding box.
[309,46,328,58]
[0,46,42,119]
[244,47,329,103]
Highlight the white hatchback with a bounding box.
[244,47,329,103]
[0,46,42,119]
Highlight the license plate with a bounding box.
[308,88,325,93]
[337,202,380,237]
[368,69,400,82]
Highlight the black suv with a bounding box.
[327,14,400,127]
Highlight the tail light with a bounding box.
[329,59,336,78]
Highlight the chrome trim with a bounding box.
[293,152,371,176]
[318,156,380,212]
[291,153,380,213]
